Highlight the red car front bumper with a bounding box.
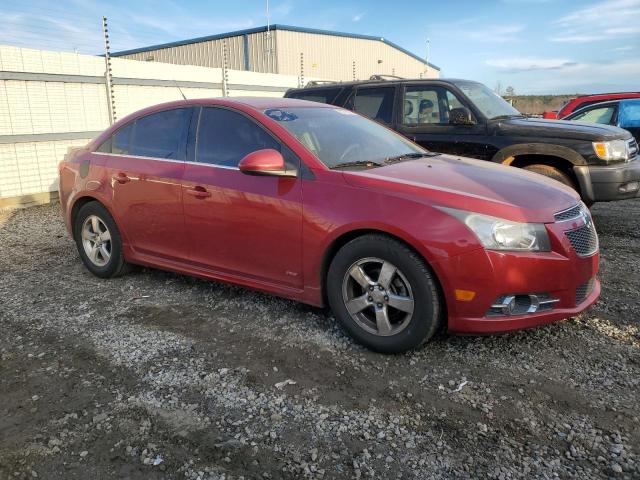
[434,227,600,334]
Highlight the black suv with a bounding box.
[285,78,640,204]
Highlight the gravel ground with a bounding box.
[0,200,639,480]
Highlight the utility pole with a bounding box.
[425,38,430,78]
[222,40,229,97]
[102,16,116,124]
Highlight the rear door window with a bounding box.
[129,108,191,160]
[352,87,395,124]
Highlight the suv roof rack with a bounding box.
[369,74,404,81]
[304,80,340,87]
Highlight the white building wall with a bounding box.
[275,30,438,81]
[0,45,304,205]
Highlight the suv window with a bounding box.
[196,107,280,167]
[571,106,616,124]
[130,108,191,160]
[352,87,395,124]
[403,86,467,125]
[287,88,341,104]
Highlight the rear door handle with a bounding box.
[185,186,212,198]
[112,172,130,184]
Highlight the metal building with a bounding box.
[111,24,440,82]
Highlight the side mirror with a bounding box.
[238,149,296,177]
[449,107,475,126]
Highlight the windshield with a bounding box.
[263,107,425,168]
[453,81,521,119]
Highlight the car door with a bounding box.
[182,106,303,289]
[617,101,640,143]
[396,84,489,158]
[102,107,192,261]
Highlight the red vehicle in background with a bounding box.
[543,92,640,119]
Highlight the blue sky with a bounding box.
[2,0,639,94]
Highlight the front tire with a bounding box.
[523,164,576,190]
[327,235,442,353]
[73,201,129,278]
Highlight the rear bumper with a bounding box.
[574,160,640,203]
[434,224,600,334]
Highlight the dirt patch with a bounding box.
[1,201,639,479]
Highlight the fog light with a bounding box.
[619,181,639,193]
[487,293,559,316]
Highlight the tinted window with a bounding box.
[287,88,340,105]
[129,108,190,160]
[571,106,616,124]
[197,108,280,167]
[352,87,395,124]
[95,123,133,154]
[403,86,469,125]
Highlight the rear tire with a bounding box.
[523,164,576,190]
[73,201,129,278]
[327,234,442,354]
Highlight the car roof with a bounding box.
[570,98,640,115]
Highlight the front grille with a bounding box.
[554,204,582,222]
[576,278,596,305]
[565,221,599,257]
[628,138,638,160]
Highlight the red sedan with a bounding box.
[59,98,600,353]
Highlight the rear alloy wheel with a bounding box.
[328,235,442,353]
[74,201,129,278]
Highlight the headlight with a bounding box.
[592,140,628,162]
[440,208,551,251]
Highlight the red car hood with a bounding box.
[341,155,580,223]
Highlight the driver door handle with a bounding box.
[186,186,211,199]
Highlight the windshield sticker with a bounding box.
[265,109,298,121]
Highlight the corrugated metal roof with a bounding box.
[110,24,440,71]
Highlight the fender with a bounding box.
[491,143,587,166]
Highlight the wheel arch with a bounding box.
[492,144,585,193]
[69,195,125,242]
[319,228,448,323]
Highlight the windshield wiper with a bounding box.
[383,152,434,164]
[331,160,384,170]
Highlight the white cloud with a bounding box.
[486,57,578,72]
[352,13,365,22]
[550,0,640,43]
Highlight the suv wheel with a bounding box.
[523,164,575,189]
[73,201,129,278]
[327,235,442,353]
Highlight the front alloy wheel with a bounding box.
[328,234,442,353]
[342,258,415,336]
